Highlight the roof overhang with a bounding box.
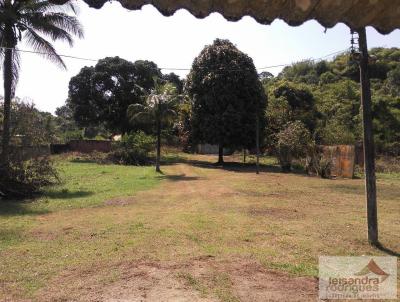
[51,0,400,34]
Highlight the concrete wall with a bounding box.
[68,140,112,153]
[50,140,112,154]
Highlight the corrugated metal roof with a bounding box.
[51,0,400,34]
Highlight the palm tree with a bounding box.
[128,82,178,172]
[0,0,83,170]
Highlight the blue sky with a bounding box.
[8,1,400,113]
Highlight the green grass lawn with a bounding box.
[0,158,161,297]
[1,158,160,214]
[0,153,399,301]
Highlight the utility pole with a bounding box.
[357,27,378,245]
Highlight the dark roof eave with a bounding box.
[50,0,400,35]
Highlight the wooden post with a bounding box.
[357,27,378,245]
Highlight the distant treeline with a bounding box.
[262,47,400,155]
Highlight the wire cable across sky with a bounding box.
[0,46,349,72]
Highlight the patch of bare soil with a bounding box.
[248,207,305,220]
[104,197,137,206]
[30,226,75,241]
[36,258,318,302]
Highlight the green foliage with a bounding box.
[266,81,318,151]
[306,147,332,179]
[174,99,192,151]
[271,47,400,155]
[54,104,82,142]
[0,98,58,145]
[128,82,179,128]
[314,80,362,145]
[68,57,162,134]
[272,81,319,131]
[110,131,155,165]
[163,72,184,94]
[276,121,312,172]
[279,60,320,84]
[372,96,400,155]
[385,66,400,97]
[0,0,83,167]
[127,81,180,171]
[0,156,59,199]
[0,98,96,145]
[186,39,267,153]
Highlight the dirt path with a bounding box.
[34,162,320,301]
[39,257,318,302]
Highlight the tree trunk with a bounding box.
[256,115,260,174]
[156,119,161,173]
[217,144,224,165]
[1,47,13,171]
[243,149,246,163]
[358,27,378,246]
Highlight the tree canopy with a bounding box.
[186,39,267,161]
[68,57,162,134]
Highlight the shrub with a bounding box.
[0,156,60,199]
[276,121,312,172]
[110,131,155,165]
[375,156,400,173]
[305,149,332,179]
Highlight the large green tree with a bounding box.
[68,57,162,134]
[266,80,319,151]
[0,0,83,169]
[186,39,266,164]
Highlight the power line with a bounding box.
[0,46,98,62]
[0,46,349,72]
[257,49,349,70]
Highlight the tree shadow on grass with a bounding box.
[45,190,94,199]
[156,173,202,182]
[186,158,307,175]
[327,183,400,200]
[0,200,50,217]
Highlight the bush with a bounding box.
[110,131,155,165]
[276,121,312,172]
[305,148,332,179]
[0,156,60,199]
[375,156,400,173]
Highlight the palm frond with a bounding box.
[21,17,74,46]
[21,12,84,41]
[24,27,66,69]
[129,111,152,124]
[127,103,146,116]
[19,0,79,15]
